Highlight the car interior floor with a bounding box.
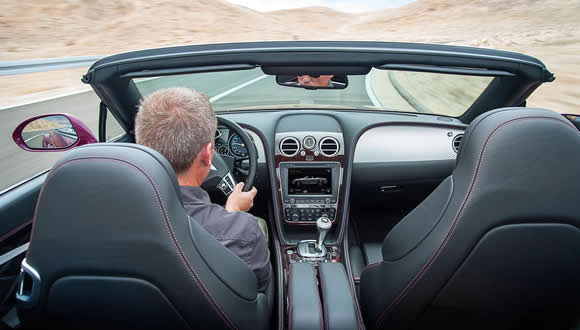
[348,202,416,295]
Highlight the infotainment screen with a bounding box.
[287,167,332,195]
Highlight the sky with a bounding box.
[225,0,416,13]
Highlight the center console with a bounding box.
[273,122,359,329]
[279,162,340,223]
[286,216,359,329]
[275,132,344,226]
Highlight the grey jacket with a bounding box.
[180,186,272,292]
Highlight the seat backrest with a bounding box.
[360,108,580,330]
[17,143,269,330]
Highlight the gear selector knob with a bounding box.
[316,216,332,250]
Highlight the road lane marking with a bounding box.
[24,133,45,143]
[210,75,268,103]
[365,70,382,108]
[0,89,94,112]
[2,74,264,112]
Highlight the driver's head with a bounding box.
[297,74,334,87]
[135,87,217,180]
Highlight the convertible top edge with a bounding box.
[83,41,553,85]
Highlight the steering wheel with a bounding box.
[201,116,257,196]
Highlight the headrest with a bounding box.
[27,143,187,277]
[46,142,182,199]
[452,107,580,217]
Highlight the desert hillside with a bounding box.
[0,0,352,59]
[0,0,578,113]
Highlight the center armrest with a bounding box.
[288,262,323,330]
[319,262,360,330]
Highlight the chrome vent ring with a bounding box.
[452,134,463,153]
[319,137,340,157]
[280,137,300,157]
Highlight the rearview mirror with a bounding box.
[276,74,348,90]
[12,114,97,152]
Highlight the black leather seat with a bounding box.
[16,143,271,330]
[360,108,580,330]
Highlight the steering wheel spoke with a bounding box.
[216,172,237,196]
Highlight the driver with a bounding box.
[297,74,335,87]
[134,87,272,293]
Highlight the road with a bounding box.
[0,69,393,192]
[0,90,101,192]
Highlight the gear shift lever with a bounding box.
[296,216,332,259]
[316,216,332,251]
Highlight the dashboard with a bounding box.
[213,110,466,245]
[214,127,266,163]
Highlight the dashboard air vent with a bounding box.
[280,137,300,157]
[452,134,463,153]
[319,137,340,157]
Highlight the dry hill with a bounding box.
[0,0,578,113]
[0,0,351,59]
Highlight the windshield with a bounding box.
[133,68,493,117]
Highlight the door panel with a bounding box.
[0,173,45,318]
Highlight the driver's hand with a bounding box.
[225,183,257,213]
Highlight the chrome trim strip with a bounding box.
[21,258,39,281]
[0,243,29,266]
[0,169,50,196]
[17,258,41,305]
[246,130,266,163]
[224,172,236,190]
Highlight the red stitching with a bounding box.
[31,156,237,330]
[132,160,237,330]
[362,262,381,273]
[0,219,32,244]
[375,116,579,327]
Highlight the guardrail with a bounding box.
[0,55,105,76]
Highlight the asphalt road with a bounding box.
[0,70,377,192]
[21,129,54,149]
[0,90,101,192]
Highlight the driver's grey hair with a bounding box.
[135,87,217,175]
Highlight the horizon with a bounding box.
[224,0,416,13]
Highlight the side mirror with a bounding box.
[12,114,97,152]
[563,114,580,130]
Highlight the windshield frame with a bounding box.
[83,41,554,138]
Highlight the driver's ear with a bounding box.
[200,142,213,167]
